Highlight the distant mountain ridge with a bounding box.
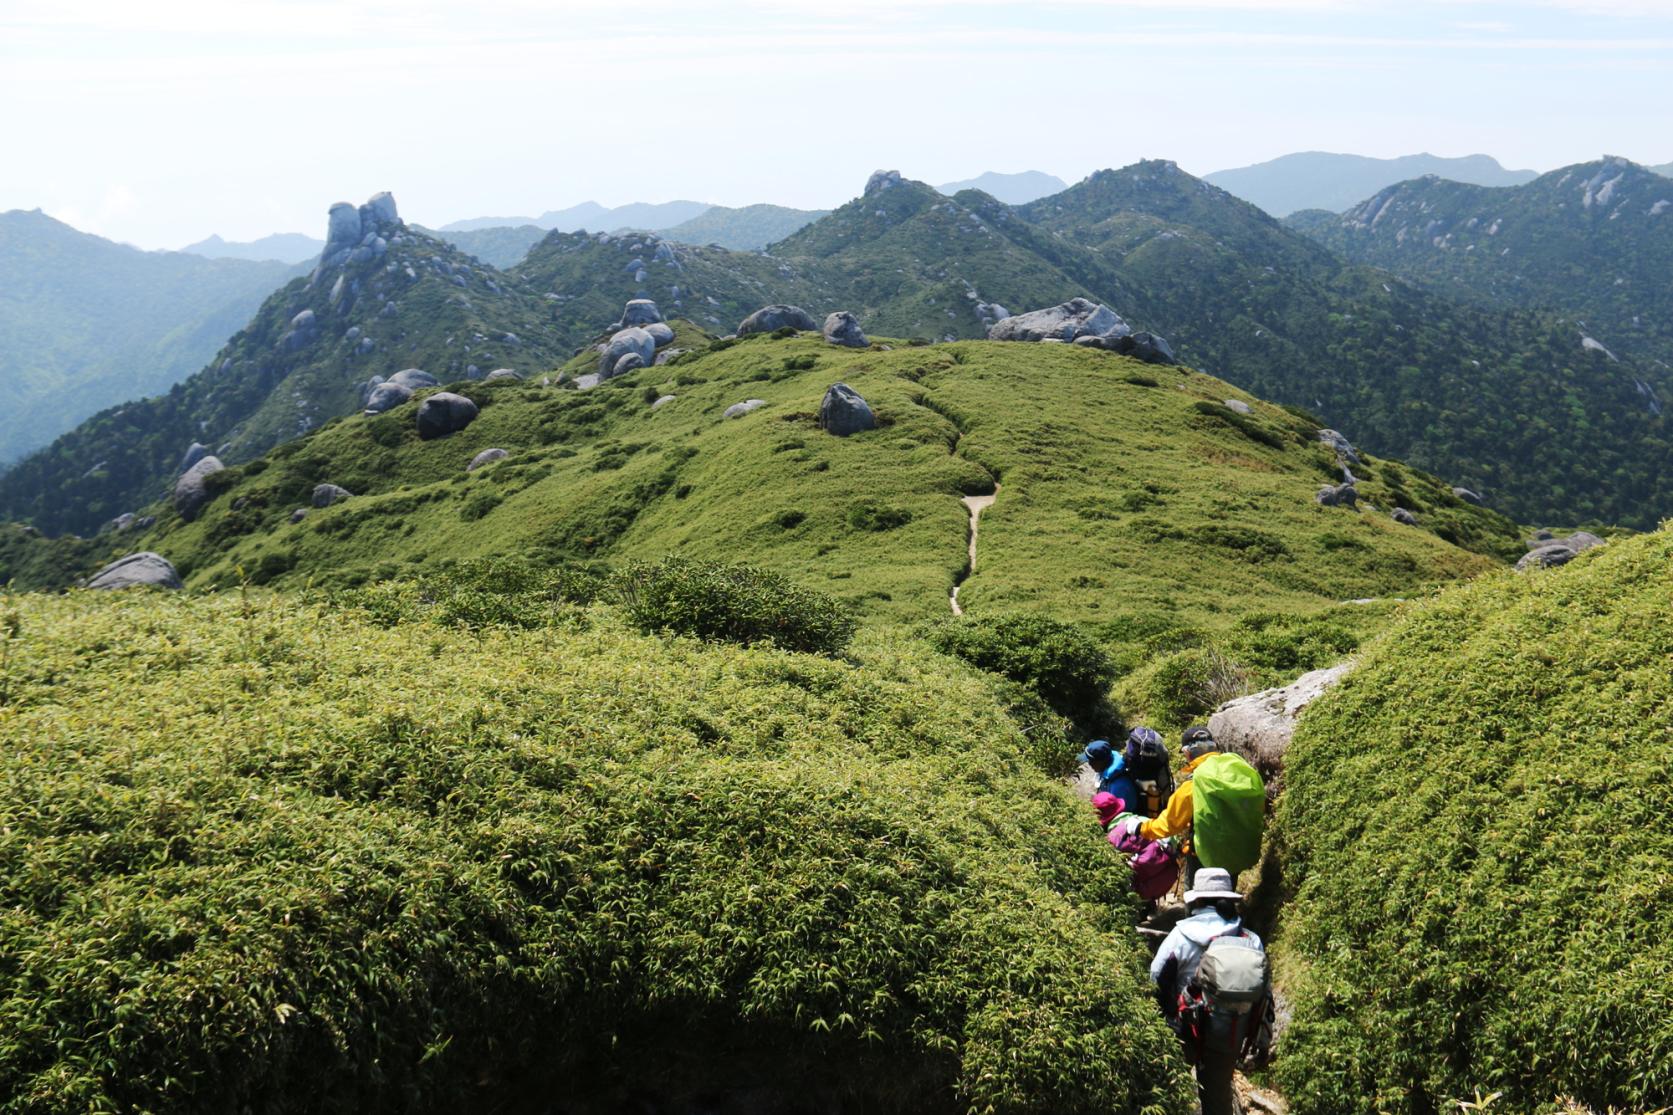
[12,162,1672,534]
[662,204,829,250]
[936,171,1067,205]
[1205,152,1539,217]
[181,232,324,264]
[440,200,713,234]
[0,209,301,462]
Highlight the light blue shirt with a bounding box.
[1149,908,1263,998]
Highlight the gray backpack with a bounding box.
[1197,931,1268,1015]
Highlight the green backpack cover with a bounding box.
[1191,752,1266,875]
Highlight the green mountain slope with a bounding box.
[1276,524,1673,1115]
[0,195,571,537]
[660,203,828,250]
[1288,157,1673,379]
[1204,151,1538,217]
[1018,162,1673,528]
[0,210,300,462]
[65,334,1516,639]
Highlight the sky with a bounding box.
[2,0,1671,249]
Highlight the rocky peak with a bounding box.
[864,170,904,196]
[315,191,401,278]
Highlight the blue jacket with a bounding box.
[1095,755,1141,814]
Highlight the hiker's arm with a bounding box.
[1139,785,1192,843]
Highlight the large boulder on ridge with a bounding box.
[818,383,876,436]
[601,327,657,378]
[823,311,868,348]
[388,368,438,391]
[1516,531,1605,572]
[85,552,183,591]
[738,305,818,336]
[173,455,224,521]
[621,299,663,326]
[312,483,353,508]
[364,382,413,414]
[988,298,1130,343]
[416,392,479,440]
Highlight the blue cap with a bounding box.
[1077,739,1115,772]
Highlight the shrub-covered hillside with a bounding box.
[81,333,1517,634]
[0,588,1190,1113]
[1275,525,1673,1114]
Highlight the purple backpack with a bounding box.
[1106,827,1179,901]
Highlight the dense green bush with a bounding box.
[1117,645,1246,728]
[925,613,1117,729]
[330,557,606,630]
[618,557,856,655]
[1276,529,1673,1114]
[0,591,1189,1113]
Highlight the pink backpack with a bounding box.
[1107,826,1179,901]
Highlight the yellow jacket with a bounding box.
[1139,753,1212,847]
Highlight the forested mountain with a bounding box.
[426,224,548,268]
[1287,157,1673,382]
[440,199,712,233]
[0,210,301,461]
[0,194,569,536]
[1203,152,1538,217]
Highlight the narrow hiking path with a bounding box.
[950,489,997,615]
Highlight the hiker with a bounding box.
[1080,726,1171,818]
[1116,725,1265,888]
[1121,726,1173,817]
[1092,791,1179,903]
[1150,868,1271,1115]
[1077,738,1140,812]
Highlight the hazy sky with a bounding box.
[3,0,1671,249]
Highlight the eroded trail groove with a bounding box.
[950,489,997,616]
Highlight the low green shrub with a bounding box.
[925,613,1118,730]
[617,556,856,655]
[847,503,913,532]
[1117,645,1246,727]
[0,591,1191,1114]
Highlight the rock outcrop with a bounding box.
[823,311,868,348]
[818,383,876,436]
[173,455,224,521]
[1516,531,1604,571]
[312,483,353,508]
[1315,483,1358,508]
[601,327,657,378]
[1391,507,1419,525]
[723,399,768,419]
[364,382,413,414]
[645,322,676,347]
[621,299,663,326]
[416,392,479,440]
[314,192,400,279]
[388,368,438,391]
[865,169,904,195]
[85,552,183,591]
[179,442,209,475]
[484,369,522,383]
[613,352,647,375]
[738,305,818,336]
[1452,487,1483,505]
[468,448,509,472]
[989,298,1129,343]
[1209,662,1353,789]
[1318,429,1360,464]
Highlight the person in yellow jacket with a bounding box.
[1118,724,1219,883]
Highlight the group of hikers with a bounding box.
[1079,724,1271,1115]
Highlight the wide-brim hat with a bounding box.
[1184,867,1242,903]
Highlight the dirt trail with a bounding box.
[950,490,997,616]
